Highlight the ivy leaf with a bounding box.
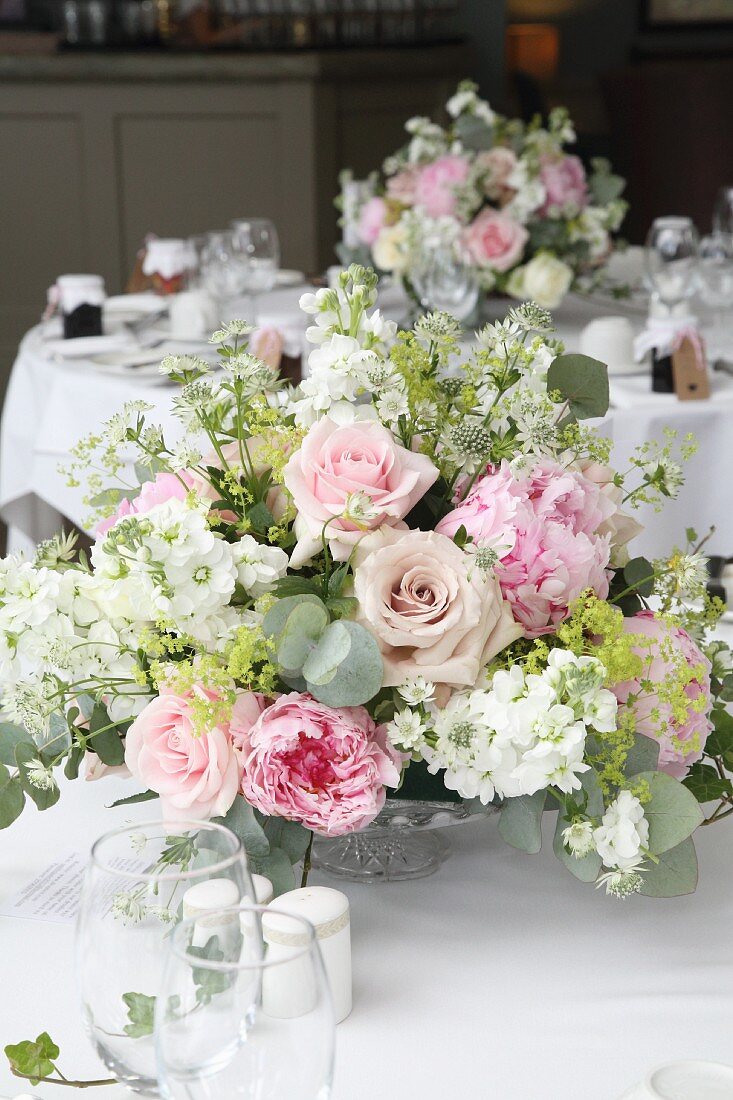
[306,620,383,707]
[498,791,546,853]
[623,557,655,599]
[88,703,125,766]
[187,936,231,1005]
[64,744,85,781]
[247,501,274,535]
[546,353,609,422]
[0,764,25,829]
[629,770,704,854]
[683,763,733,804]
[704,706,733,758]
[639,837,698,897]
[122,992,156,1039]
[5,1032,60,1084]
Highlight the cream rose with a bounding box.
[372,223,409,275]
[283,415,439,568]
[511,254,573,308]
[578,460,643,567]
[352,528,522,690]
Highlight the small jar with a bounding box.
[56,274,106,339]
[142,238,192,296]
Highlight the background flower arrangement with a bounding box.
[0,265,732,900]
[340,80,627,309]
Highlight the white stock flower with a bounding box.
[232,535,288,597]
[593,791,649,871]
[426,689,521,805]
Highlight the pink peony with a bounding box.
[463,208,528,273]
[239,692,403,836]
[476,146,518,203]
[283,415,439,567]
[613,611,713,780]
[96,471,195,537]
[414,154,471,218]
[437,459,612,637]
[386,166,419,206]
[125,686,241,822]
[357,196,389,246]
[539,154,588,216]
[250,326,284,371]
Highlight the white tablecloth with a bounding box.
[1,743,733,1100]
[3,289,733,560]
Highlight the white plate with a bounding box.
[104,292,163,315]
[276,269,306,287]
[92,349,166,369]
[43,334,133,360]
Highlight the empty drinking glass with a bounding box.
[201,230,250,311]
[412,241,479,323]
[76,820,254,1095]
[644,215,700,310]
[230,218,280,324]
[698,232,733,359]
[156,904,335,1100]
[713,186,733,241]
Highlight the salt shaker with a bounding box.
[181,877,241,952]
[56,274,106,339]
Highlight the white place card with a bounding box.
[0,849,87,924]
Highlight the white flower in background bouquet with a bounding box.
[0,265,730,904]
[340,80,627,309]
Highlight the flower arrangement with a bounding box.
[340,80,627,309]
[1,264,732,902]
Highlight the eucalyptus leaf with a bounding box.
[0,764,25,828]
[37,712,72,759]
[215,799,270,860]
[629,770,704,854]
[262,594,327,641]
[498,791,546,854]
[0,722,27,766]
[302,620,351,686]
[15,743,59,811]
[64,744,85,781]
[262,818,312,865]
[553,812,602,882]
[638,836,698,897]
[454,113,494,152]
[277,602,330,672]
[306,621,383,707]
[623,733,660,777]
[253,846,297,897]
[546,353,609,421]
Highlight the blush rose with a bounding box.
[463,208,528,273]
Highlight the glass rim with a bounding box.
[650,215,696,231]
[170,903,318,971]
[90,818,245,882]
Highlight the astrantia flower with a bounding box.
[593,791,649,871]
[387,708,428,753]
[596,863,645,899]
[506,301,554,334]
[562,820,595,858]
[23,758,56,792]
[209,320,254,343]
[397,677,436,706]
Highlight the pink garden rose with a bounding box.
[250,326,284,371]
[386,166,419,206]
[239,692,403,836]
[125,686,241,822]
[84,752,131,782]
[578,460,643,566]
[436,459,613,637]
[96,471,195,537]
[283,415,439,567]
[357,196,389,246]
[476,146,518,203]
[613,611,713,779]
[352,527,522,691]
[463,208,528,273]
[539,154,588,216]
[229,690,270,751]
[414,154,471,218]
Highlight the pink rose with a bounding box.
[437,460,612,637]
[83,752,131,783]
[352,527,522,691]
[239,692,403,836]
[476,146,517,203]
[125,686,242,822]
[357,197,388,246]
[386,166,419,206]
[250,327,284,371]
[96,471,195,537]
[229,690,270,751]
[539,154,588,216]
[613,611,713,779]
[283,416,439,568]
[578,460,643,566]
[414,155,471,218]
[463,208,528,272]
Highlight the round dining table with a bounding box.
[1,607,733,1100]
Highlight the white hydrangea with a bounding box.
[232,535,288,597]
[593,791,649,871]
[446,86,495,127]
[504,161,546,225]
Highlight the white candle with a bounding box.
[251,874,274,905]
[636,1061,733,1099]
[182,877,241,952]
[264,886,351,1024]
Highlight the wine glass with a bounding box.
[230,218,280,324]
[411,241,479,323]
[76,820,254,1096]
[643,215,700,312]
[200,230,250,313]
[698,232,733,359]
[156,904,334,1100]
[713,186,733,240]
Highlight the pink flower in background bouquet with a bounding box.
[464,209,528,272]
[476,146,518,203]
[239,693,403,836]
[357,197,389,246]
[414,154,470,218]
[386,166,419,205]
[96,470,195,537]
[613,611,713,779]
[540,154,588,215]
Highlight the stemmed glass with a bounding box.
[643,215,700,311]
[712,186,733,241]
[156,904,335,1100]
[200,230,250,313]
[411,240,479,323]
[230,218,280,324]
[76,820,254,1096]
[698,233,733,360]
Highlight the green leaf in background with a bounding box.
[0,763,25,828]
[307,620,383,707]
[498,791,546,854]
[546,353,610,421]
[5,1032,60,1084]
[639,837,698,897]
[108,789,159,809]
[630,770,704,854]
[88,702,125,766]
[683,763,733,804]
[589,167,626,206]
[704,705,733,759]
[188,937,231,1005]
[122,993,156,1039]
[262,817,312,865]
[0,722,27,766]
[623,557,655,599]
[253,846,297,897]
[215,799,270,860]
[623,733,661,778]
[247,501,275,535]
[15,743,60,811]
[453,113,494,152]
[272,576,322,599]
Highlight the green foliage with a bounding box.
[0,763,24,828]
[498,791,546,853]
[546,353,610,422]
[88,702,125,766]
[122,992,156,1038]
[0,722,28,766]
[215,801,306,897]
[623,733,660,778]
[5,1032,60,1084]
[630,770,704,854]
[15,743,59,811]
[553,771,603,882]
[453,113,493,152]
[188,937,232,1005]
[639,837,698,897]
[108,789,159,809]
[216,799,270,859]
[623,557,655,599]
[683,763,733,804]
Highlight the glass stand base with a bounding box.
[312,829,451,883]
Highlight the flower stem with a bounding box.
[11,1070,117,1089]
[300,831,315,888]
